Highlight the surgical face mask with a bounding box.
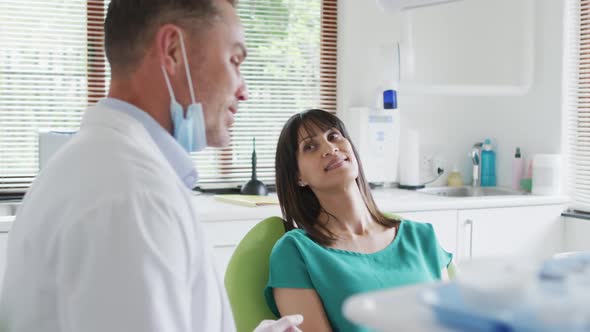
[161,30,207,152]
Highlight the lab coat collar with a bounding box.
[82,99,199,190]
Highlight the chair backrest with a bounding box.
[224,216,286,332]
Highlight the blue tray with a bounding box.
[419,283,561,332]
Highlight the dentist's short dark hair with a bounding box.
[104,0,235,74]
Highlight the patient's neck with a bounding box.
[315,183,375,238]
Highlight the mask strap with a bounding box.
[177,30,197,105]
[160,65,176,101]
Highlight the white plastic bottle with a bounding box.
[512,147,524,191]
[532,154,562,195]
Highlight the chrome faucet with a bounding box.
[471,142,483,187]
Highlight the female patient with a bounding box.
[264,109,453,332]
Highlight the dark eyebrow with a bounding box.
[298,135,315,145]
[298,127,339,145]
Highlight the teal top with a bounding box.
[264,220,452,332]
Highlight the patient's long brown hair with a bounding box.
[275,109,401,246]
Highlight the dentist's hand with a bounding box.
[253,314,304,332]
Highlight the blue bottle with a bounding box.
[480,139,496,187]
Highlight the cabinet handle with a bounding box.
[213,244,237,249]
[465,219,473,258]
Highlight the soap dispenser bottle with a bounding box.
[480,139,496,187]
[447,165,464,187]
[512,147,524,190]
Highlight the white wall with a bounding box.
[337,0,564,187]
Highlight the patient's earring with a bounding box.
[298,179,307,187]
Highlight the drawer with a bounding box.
[0,232,8,296]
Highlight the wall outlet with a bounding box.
[421,155,445,179]
[420,143,447,184]
[421,155,435,180]
[433,157,446,174]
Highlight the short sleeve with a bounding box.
[264,232,314,317]
[424,222,453,271]
[407,221,453,278]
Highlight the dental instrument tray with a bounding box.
[420,282,590,332]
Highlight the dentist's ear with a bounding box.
[156,24,184,76]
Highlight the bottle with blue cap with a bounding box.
[383,89,397,110]
[480,138,496,187]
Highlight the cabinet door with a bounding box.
[211,246,237,277]
[0,232,8,293]
[457,205,565,261]
[400,0,534,94]
[395,210,459,259]
[202,220,260,275]
[563,217,590,252]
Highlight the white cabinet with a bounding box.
[457,205,565,262]
[202,219,260,275]
[211,246,238,276]
[201,204,565,275]
[563,217,590,252]
[400,0,534,95]
[0,232,8,293]
[395,210,458,257]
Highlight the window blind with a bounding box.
[195,0,338,188]
[0,0,337,192]
[565,0,590,211]
[0,0,108,193]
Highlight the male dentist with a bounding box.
[0,0,302,331]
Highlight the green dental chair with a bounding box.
[224,216,286,332]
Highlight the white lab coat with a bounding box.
[0,103,235,332]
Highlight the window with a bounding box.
[565,0,590,211]
[0,0,108,194]
[0,0,337,193]
[197,0,337,188]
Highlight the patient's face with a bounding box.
[296,124,359,191]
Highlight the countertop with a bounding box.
[193,187,569,222]
[0,187,570,232]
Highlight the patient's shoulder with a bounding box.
[267,230,310,268]
[274,229,309,248]
[401,219,435,233]
[397,219,439,243]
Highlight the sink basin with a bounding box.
[417,186,525,198]
[0,202,20,217]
